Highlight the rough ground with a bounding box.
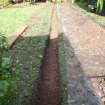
[58,3,105,105]
[31,5,61,105]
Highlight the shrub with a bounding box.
[0,35,17,105]
[0,0,11,7]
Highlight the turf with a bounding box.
[0,6,37,37]
[9,4,52,105]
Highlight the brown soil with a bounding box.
[31,5,61,105]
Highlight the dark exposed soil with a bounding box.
[31,5,61,105]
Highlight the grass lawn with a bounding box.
[8,3,52,105]
[76,1,105,27]
[0,6,37,37]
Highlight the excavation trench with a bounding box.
[31,5,61,105]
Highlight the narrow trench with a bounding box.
[31,4,61,105]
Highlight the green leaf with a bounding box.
[97,0,104,13]
[0,80,9,97]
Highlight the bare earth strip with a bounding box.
[58,3,105,105]
[31,5,61,105]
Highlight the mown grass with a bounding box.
[0,6,37,37]
[8,3,52,105]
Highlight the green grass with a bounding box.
[76,1,105,26]
[58,33,68,105]
[57,4,68,105]
[76,1,89,11]
[0,6,37,37]
[9,4,52,105]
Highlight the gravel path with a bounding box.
[58,3,105,105]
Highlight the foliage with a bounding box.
[0,34,17,105]
[0,0,11,7]
[73,0,105,13]
[71,0,79,3]
[96,0,105,13]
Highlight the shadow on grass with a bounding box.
[9,34,49,105]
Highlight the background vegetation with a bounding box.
[0,0,11,7]
[72,0,105,14]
